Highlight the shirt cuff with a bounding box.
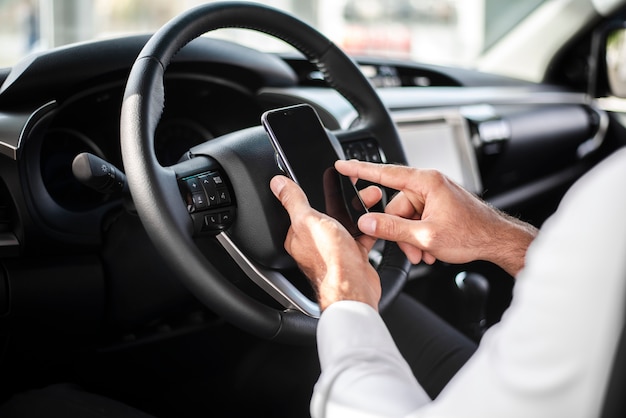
[313,300,430,418]
[317,300,398,369]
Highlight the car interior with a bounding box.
[0,1,625,417]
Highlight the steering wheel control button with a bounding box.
[344,142,364,160]
[220,211,232,223]
[204,213,219,227]
[186,177,202,192]
[342,139,383,163]
[201,209,235,232]
[192,193,208,210]
[201,176,219,206]
[218,189,231,204]
[199,174,232,206]
[363,139,383,162]
[179,170,236,234]
[211,174,224,186]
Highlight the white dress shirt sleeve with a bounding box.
[311,148,626,418]
[311,301,431,418]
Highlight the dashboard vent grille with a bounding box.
[0,181,15,233]
[0,180,19,256]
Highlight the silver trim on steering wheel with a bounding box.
[216,231,321,318]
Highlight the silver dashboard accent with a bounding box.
[0,101,56,160]
[216,231,321,318]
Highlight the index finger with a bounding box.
[335,160,419,196]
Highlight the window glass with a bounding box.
[0,0,548,70]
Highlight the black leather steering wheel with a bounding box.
[120,1,410,344]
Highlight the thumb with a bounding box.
[358,213,435,264]
[270,175,310,215]
[358,212,432,247]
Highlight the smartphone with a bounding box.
[262,104,368,236]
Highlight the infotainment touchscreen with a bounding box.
[394,110,482,194]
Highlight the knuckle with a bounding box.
[423,169,448,188]
[414,225,437,250]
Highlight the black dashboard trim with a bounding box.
[0,35,298,108]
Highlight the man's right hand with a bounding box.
[335,160,538,277]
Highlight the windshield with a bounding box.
[0,0,548,69]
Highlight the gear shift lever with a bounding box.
[455,271,490,341]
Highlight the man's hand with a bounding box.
[270,175,382,311]
[335,160,538,277]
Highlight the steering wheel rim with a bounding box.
[120,1,410,344]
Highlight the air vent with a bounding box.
[0,180,19,257]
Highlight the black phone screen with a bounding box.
[262,104,367,236]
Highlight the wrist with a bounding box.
[487,214,538,277]
[317,265,381,312]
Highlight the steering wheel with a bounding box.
[120,1,410,344]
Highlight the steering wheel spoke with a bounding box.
[216,232,321,318]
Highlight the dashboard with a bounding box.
[0,35,612,258]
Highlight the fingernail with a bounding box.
[358,215,376,234]
[270,176,287,196]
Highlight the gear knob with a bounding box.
[455,271,490,341]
